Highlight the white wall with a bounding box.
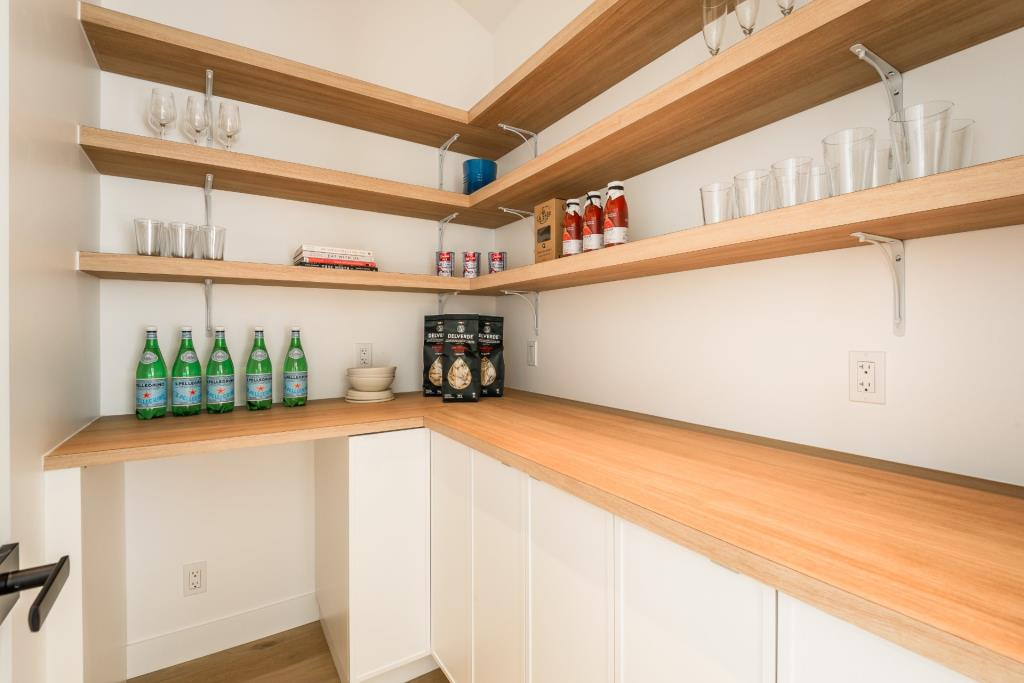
[494,7,1024,486]
[8,0,100,681]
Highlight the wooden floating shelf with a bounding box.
[81,1,702,158]
[78,158,1024,295]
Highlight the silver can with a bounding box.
[463,251,481,278]
[436,251,454,277]
[488,251,507,274]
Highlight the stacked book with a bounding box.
[293,244,378,271]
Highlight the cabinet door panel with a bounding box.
[617,519,774,683]
[348,429,430,682]
[777,594,970,683]
[472,451,527,683]
[529,479,613,683]
[430,432,472,683]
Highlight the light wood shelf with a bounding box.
[81,1,702,159]
[77,252,478,294]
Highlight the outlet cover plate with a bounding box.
[356,343,372,368]
[849,351,885,404]
[183,561,207,597]
[527,339,538,367]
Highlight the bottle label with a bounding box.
[180,350,198,363]
[140,351,159,365]
[251,349,269,361]
[603,227,628,245]
[583,233,604,251]
[247,373,272,401]
[563,239,582,255]
[284,371,308,399]
[211,349,230,362]
[206,374,235,405]
[136,378,166,409]
[172,376,202,406]
[287,348,305,360]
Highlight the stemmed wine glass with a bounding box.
[776,0,795,16]
[217,102,241,150]
[183,95,210,144]
[735,0,759,37]
[147,88,176,139]
[702,0,729,56]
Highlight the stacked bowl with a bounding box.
[346,366,396,403]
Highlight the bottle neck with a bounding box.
[252,332,266,349]
[178,333,194,350]
[607,187,624,200]
[213,332,227,349]
[566,203,580,216]
[289,332,302,348]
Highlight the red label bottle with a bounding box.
[562,200,583,256]
[602,182,628,246]
[582,191,604,252]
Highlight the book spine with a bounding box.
[296,263,379,271]
[294,257,377,267]
[295,246,373,259]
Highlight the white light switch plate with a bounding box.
[849,351,885,404]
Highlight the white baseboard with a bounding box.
[362,653,439,683]
[126,592,320,678]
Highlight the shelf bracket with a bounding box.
[850,44,904,118]
[437,291,459,315]
[437,133,460,190]
[852,232,905,337]
[501,290,540,336]
[437,212,458,253]
[204,69,214,147]
[203,173,214,225]
[203,278,214,338]
[498,207,533,220]
[499,123,539,159]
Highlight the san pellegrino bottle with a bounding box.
[283,326,308,407]
[135,326,167,420]
[246,327,272,410]
[205,326,235,413]
[171,326,202,416]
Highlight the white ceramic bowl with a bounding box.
[347,366,396,376]
[348,375,395,392]
[346,388,394,400]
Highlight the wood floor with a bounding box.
[129,622,448,683]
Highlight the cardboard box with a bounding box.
[534,198,565,263]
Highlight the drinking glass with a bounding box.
[806,165,834,201]
[822,127,875,195]
[700,182,735,224]
[134,218,164,256]
[217,102,242,150]
[162,222,196,258]
[942,118,975,171]
[771,156,811,207]
[735,0,759,37]
[870,140,895,188]
[147,88,176,139]
[195,225,227,260]
[889,100,953,181]
[183,95,210,144]
[777,0,795,15]
[733,169,771,217]
[702,0,729,56]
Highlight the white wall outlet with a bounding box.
[183,561,206,597]
[527,339,538,367]
[849,351,886,404]
[356,342,372,368]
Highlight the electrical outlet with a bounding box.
[356,342,372,368]
[183,561,207,597]
[527,339,538,367]
[849,351,885,404]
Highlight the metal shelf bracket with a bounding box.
[202,278,215,338]
[498,207,533,220]
[204,69,215,147]
[437,212,459,253]
[850,44,904,118]
[852,232,906,336]
[203,173,214,225]
[437,133,460,190]
[437,291,459,315]
[501,290,540,336]
[499,123,539,159]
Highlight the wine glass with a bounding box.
[183,95,210,144]
[777,0,795,16]
[702,0,729,56]
[735,0,759,37]
[147,88,176,139]
[217,102,241,150]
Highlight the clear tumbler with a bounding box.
[942,118,975,172]
[822,127,875,195]
[733,169,772,217]
[889,101,953,180]
[771,156,811,207]
[700,182,735,225]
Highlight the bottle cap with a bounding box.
[291,326,300,332]
[566,199,580,207]
[181,326,192,332]
[254,326,263,331]
[608,181,624,190]
[214,326,225,332]
[145,326,157,332]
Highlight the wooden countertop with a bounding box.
[47,391,1024,680]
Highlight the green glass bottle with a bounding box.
[205,326,235,413]
[171,326,202,416]
[246,326,273,410]
[283,326,308,407]
[135,326,167,420]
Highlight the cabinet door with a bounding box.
[617,519,775,682]
[472,451,527,683]
[777,594,970,682]
[529,479,614,683]
[348,429,431,682]
[430,432,472,683]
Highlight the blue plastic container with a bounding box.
[463,158,497,194]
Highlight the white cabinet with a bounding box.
[777,594,970,683]
[617,519,775,682]
[529,478,614,683]
[315,429,433,683]
[430,432,473,683]
[471,451,527,683]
